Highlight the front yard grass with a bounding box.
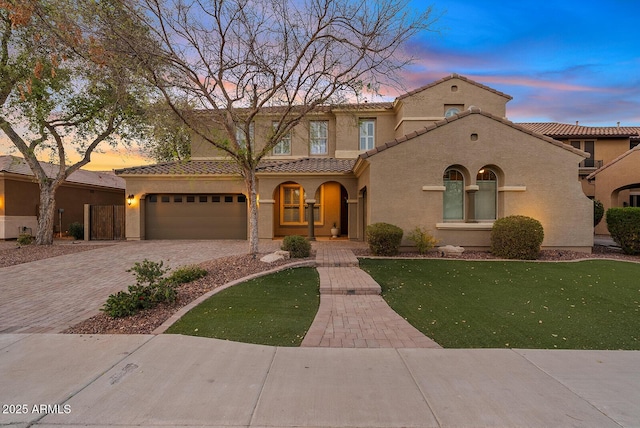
[166,267,319,346]
[359,259,640,349]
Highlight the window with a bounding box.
[161,196,170,203]
[199,196,208,202]
[224,196,233,203]
[570,140,596,168]
[272,122,291,155]
[359,119,375,150]
[174,196,182,203]
[444,105,463,118]
[186,196,195,203]
[238,195,246,203]
[212,196,221,203]
[476,169,497,220]
[310,121,328,155]
[280,184,322,225]
[148,195,157,203]
[443,168,464,220]
[236,122,255,149]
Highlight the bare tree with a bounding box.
[0,0,148,244]
[119,0,436,253]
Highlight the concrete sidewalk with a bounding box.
[1,334,638,427]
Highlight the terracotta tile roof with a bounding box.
[0,155,125,189]
[257,158,356,174]
[115,160,242,175]
[397,73,513,102]
[519,123,640,138]
[586,145,640,180]
[115,158,355,176]
[359,107,586,161]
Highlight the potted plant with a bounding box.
[331,222,340,238]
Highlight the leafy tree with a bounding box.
[0,0,148,244]
[116,0,437,254]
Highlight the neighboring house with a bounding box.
[0,155,125,239]
[520,123,640,235]
[117,74,596,252]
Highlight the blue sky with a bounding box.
[2,0,639,170]
[392,0,640,126]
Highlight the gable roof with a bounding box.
[396,73,513,102]
[0,155,125,189]
[586,145,640,180]
[358,107,587,161]
[519,123,640,138]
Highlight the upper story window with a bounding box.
[444,105,463,118]
[310,120,328,155]
[570,140,596,168]
[235,122,255,149]
[272,122,291,155]
[359,119,375,151]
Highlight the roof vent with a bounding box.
[617,121,620,128]
[575,121,579,126]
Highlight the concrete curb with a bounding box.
[152,260,317,334]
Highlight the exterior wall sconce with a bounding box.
[127,194,134,206]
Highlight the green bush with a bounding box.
[102,259,177,318]
[281,235,311,258]
[490,215,544,260]
[606,207,640,255]
[593,200,604,227]
[407,227,439,254]
[168,265,207,284]
[366,222,404,256]
[68,222,84,240]
[17,233,34,245]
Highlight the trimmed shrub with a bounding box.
[593,200,604,227]
[366,222,404,256]
[17,233,34,245]
[68,222,84,240]
[168,265,207,284]
[281,235,311,258]
[102,259,177,318]
[490,215,544,260]
[606,207,640,255]
[407,227,439,254]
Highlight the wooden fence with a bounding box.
[90,205,125,240]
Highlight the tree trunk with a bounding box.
[35,183,57,245]
[245,169,260,255]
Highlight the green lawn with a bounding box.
[166,267,319,346]
[359,259,640,349]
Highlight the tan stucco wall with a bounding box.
[591,147,640,234]
[395,77,509,137]
[364,113,593,251]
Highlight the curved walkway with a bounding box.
[302,247,441,348]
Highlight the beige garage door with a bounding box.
[145,194,247,239]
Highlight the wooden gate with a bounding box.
[90,205,125,240]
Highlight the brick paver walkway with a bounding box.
[0,240,278,334]
[302,247,441,348]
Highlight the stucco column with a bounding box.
[306,199,316,241]
[466,186,479,223]
[258,199,275,241]
[347,199,358,241]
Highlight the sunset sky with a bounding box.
[1,0,638,170]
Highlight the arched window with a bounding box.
[476,168,497,220]
[443,168,464,220]
[444,107,461,118]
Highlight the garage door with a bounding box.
[145,194,247,239]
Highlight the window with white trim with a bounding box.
[272,122,291,155]
[309,121,328,155]
[235,122,255,149]
[359,119,375,150]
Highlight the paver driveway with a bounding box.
[0,240,279,333]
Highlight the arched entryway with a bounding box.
[272,181,349,238]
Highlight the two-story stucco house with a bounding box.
[116,74,594,252]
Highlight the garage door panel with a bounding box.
[145,194,247,240]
